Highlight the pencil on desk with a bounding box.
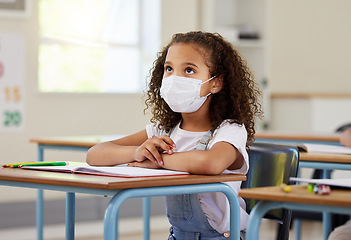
[3,161,67,168]
[152,135,176,150]
[280,183,291,193]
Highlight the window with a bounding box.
[38,0,160,93]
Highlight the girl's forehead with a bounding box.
[166,43,208,64]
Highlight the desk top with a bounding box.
[239,185,351,208]
[300,152,351,163]
[0,167,245,190]
[30,135,124,148]
[255,131,340,142]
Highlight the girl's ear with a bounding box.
[210,76,224,94]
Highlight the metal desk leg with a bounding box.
[104,184,240,240]
[142,197,150,240]
[294,170,301,240]
[66,192,75,240]
[246,201,280,240]
[322,169,332,240]
[294,219,301,240]
[37,145,44,240]
[36,189,44,240]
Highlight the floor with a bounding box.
[0,216,324,240]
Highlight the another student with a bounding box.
[340,127,351,147]
[87,31,262,239]
[328,127,351,240]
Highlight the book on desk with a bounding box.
[290,177,351,189]
[4,161,190,178]
[297,143,351,155]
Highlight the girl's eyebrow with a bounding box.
[183,62,199,68]
[164,61,199,69]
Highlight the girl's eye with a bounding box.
[165,66,173,73]
[185,67,195,74]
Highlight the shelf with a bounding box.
[231,39,265,49]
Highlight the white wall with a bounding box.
[271,96,351,132]
[269,0,351,94]
[268,0,351,132]
[0,0,202,202]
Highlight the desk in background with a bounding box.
[0,166,245,240]
[255,132,350,240]
[30,135,123,240]
[255,131,348,178]
[255,131,340,145]
[239,185,351,240]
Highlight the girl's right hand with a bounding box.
[134,135,176,166]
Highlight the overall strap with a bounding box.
[167,126,214,150]
[196,129,213,150]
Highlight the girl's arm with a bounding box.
[86,129,175,166]
[86,130,147,166]
[130,141,244,175]
[162,141,243,175]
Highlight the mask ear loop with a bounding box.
[201,75,217,97]
[201,75,217,85]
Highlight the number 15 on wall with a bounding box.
[1,86,24,130]
[0,33,25,131]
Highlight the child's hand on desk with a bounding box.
[127,160,162,169]
[134,135,175,166]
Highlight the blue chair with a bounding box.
[241,142,299,240]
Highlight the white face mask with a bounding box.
[160,75,215,113]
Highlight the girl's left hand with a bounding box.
[134,135,175,165]
[127,160,161,169]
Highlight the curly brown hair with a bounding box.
[144,31,262,146]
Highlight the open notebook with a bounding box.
[21,162,190,178]
[297,143,351,155]
[290,177,351,188]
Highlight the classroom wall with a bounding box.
[268,0,351,132]
[0,0,201,203]
[269,0,351,94]
[0,0,350,207]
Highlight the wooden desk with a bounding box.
[255,131,340,145]
[29,136,116,240]
[300,152,351,165]
[239,185,351,240]
[0,167,245,240]
[28,136,246,240]
[30,135,123,148]
[255,133,350,240]
[295,151,351,239]
[0,166,245,190]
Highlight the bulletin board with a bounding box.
[0,33,25,131]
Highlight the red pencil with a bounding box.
[152,135,175,149]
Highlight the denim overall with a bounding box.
[166,129,238,240]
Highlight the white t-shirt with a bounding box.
[145,120,249,232]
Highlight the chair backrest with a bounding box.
[241,142,299,220]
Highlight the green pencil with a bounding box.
[5,161,67,168]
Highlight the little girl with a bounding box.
[87,31,262,239]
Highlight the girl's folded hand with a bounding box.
[134,135,176,166]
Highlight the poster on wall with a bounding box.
[0,0,31,18]
[0,33,25,131]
